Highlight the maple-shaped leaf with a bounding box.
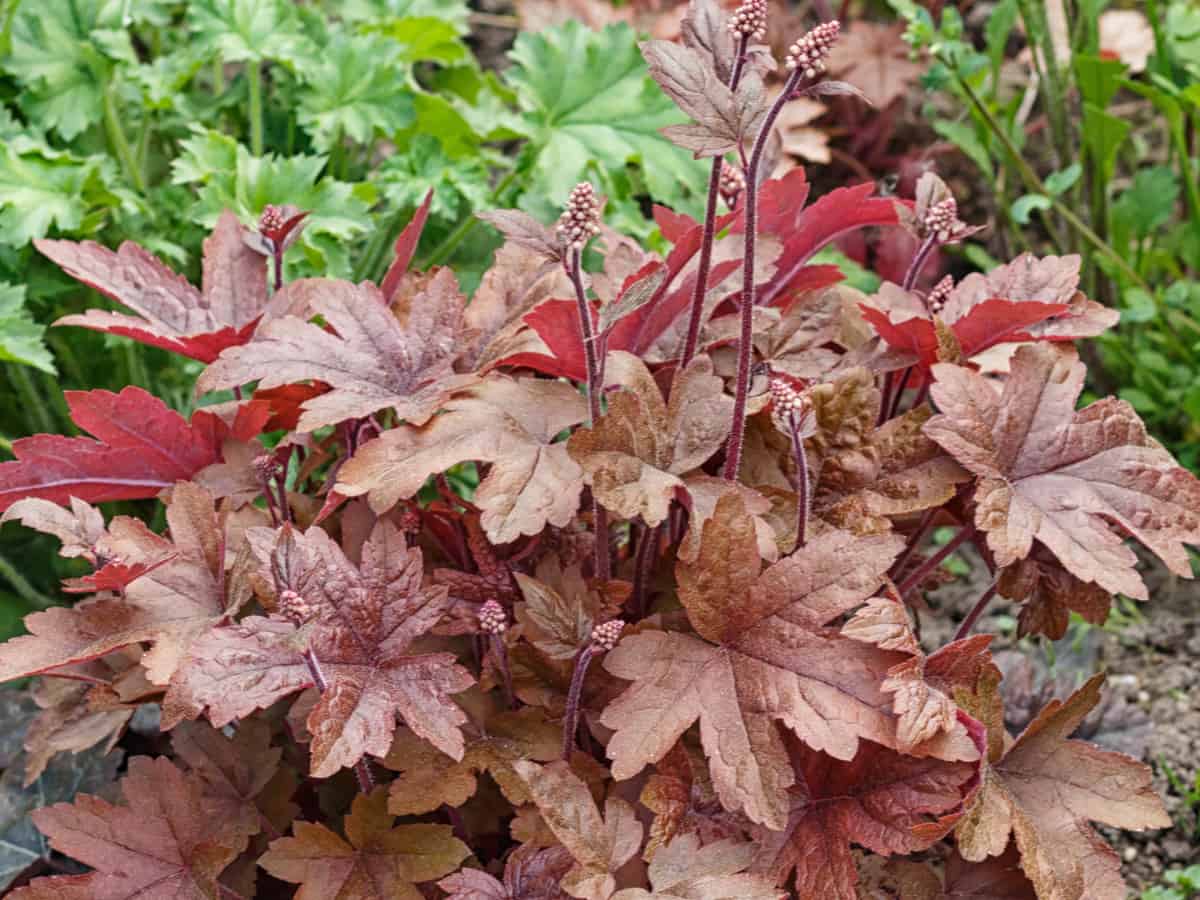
[338,375,588,543]
[164,520,473,777]
[755,739,976,900]
[171,719,282,830]
[0,496,105,562]
[641,39,768,158]
[954,674,1168,900]
[513,760,643,900]
[567,352,732,526]
[0,387,238,513]
[601,494,978,830]
[997,550,1113,640]
[13,756,256,900]
[859,254,1117,376]
[196,271,477,431]
[866,844,1037,900]
[440,844,574,900]
[612,834,782,900]
[924,343,1200,599]
[514,556,625,661]
[826,21,923,108]
[383,707,561,814]
[40,211,268,363]
[0,483,237,687]
[259,787,469,900]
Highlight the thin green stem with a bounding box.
[212,55,225,94]
[247,60,264,156]
[6,364,56,435]
[0,434,12,454]
[954,71,1150,291]
[0,552,57,610]
[102,81,147,194]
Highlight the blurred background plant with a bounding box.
[891,0,1200,469]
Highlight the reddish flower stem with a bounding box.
[955,579,999,641]
[561,645,596,761]
[490,633,516,709]
[723,67,805,480]
[679,34,751,369]
[567,246,611,580]
[896,526,976,598]
[789,417,811,549]
[890,507,936,583]
[630,522,660,619]
[881,236,940,426]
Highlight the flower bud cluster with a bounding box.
[719,161,747,209]
[925,198,962,244]
[786,21,840,78]
[556,183,602,252]
[728,0,767,42]
[590,619,625,651]
[769,374,814,436]
[926,275,954,316]
[478,599,508,636]
[278,589,315,625]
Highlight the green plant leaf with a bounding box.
[4,0,145,139]
[1044,163,1082,196]
[503,21,708,221]
[337,0,470,32]
[1074,54,1125,109]
[932,119,994,178]
[297,33,415,150]
[1113,167,1180,239]
[187,0,310,65]
[1011,193,1052,225]
[1122,288,1159,323]
[0,138,119,248]
[366,16,470,65]
[1081,102,1131,182]
[172,128,375,277]
[375,134,491,222]
[0,284,55,375]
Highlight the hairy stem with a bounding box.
[247,60,264,156]
[883,235,940,424]
[562,645,596,761]
[903,236,938,293]
[896,527,976,598]
[954,580,999,641]
[630,523,660,619]
[680,35,751,369]
[489,633,516,709]
[789,418,810,550]
[723,68,805,480]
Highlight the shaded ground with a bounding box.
[926,552,1200,894]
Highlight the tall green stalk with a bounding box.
[102,80,147,194]
[247,60,265,156]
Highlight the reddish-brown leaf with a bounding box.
[513,760,643,900]
[612,833,783,900]
[601,494,978,830]
[259,787,469,900]
[0,388,233,512]
[13,756,256,900]
[755,741,977,899]
[42,211,268,363]
[954,675,1169,900]
[925,343,1200,599]
[196,272,476,431]
[567,353,733,526]
[440,844,574,900]
[164,520,473,777]
[338,375,588,543]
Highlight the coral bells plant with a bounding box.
[0,2,1196,898]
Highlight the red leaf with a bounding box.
[0,387,227,512]
[42,211,269,363]
[380,188,435,301]
[13,756,257,900]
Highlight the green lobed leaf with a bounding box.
[171,128,375,277]
[186,0,311,65]
[375,134,492,223]
[0,284,55,375]
[297,32,416,150]
[0,138,120,248]
[503,21,708,222]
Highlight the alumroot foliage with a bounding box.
[0,2,1192,898]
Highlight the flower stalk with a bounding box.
[723,21,840,480]
[562,620,624,761]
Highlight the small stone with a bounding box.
[1122,846,1137,863]
[1137,690,1151,704]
